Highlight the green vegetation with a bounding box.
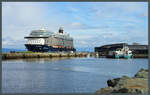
[16,51,33,53]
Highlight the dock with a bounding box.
[2,52,89,60]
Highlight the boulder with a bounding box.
[95,68,148,94]
[96,87,114,94]
[107,78,121,87]
[134,68,148,78]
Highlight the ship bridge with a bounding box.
[25,28,54,38]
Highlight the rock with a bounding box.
[113,86,146,94]
[95,68,148,94]
[107,75,130,88]
[95,87,114,94]
[122,75,130,79]
[113,87,144,93]
[107,78,121,87]
[134,68,148,78]
[115,88,129,93]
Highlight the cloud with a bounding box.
[90,2,148,24]
[68,7,80,13]
[68,22,100,30]
[2,37,26,49]
[3,3,45,39]
[2,2,69,38]
[2,2,148,50]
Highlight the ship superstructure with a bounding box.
[24,27,76,52]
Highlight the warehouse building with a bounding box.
[95,43,148,56]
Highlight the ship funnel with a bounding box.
[59,27,64,33]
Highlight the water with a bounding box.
[2,57,148,93]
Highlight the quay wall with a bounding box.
[2,52,88,60]
[132,54,148,58]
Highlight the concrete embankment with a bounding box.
[103,54,148,58]
[132,54,148,58]
[95,68,148,94]
[2,52,88,60]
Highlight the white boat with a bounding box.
[114,46,132,59]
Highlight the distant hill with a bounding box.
[2,48,26,53]
[2,47,94,53]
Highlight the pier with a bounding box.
[2,52,89,60]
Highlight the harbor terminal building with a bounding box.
[94,43,148,56]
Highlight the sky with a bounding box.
[2,2,148,51]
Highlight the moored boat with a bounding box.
[107,46,132,59]
[114,46,132,59]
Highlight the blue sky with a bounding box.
[2,2,148,51]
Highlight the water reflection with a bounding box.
[23,57,73,63]
[2,57,148,93]
[3,57,75,64]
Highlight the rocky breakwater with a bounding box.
[96,68,148,94]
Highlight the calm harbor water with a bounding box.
[2,57,148,93]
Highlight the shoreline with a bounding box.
[2,52,148,60]
[95,68,148,94]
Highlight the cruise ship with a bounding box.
[24,27,76,52]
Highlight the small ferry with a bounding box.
[107,46,132,59]
[114,46,132,59]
